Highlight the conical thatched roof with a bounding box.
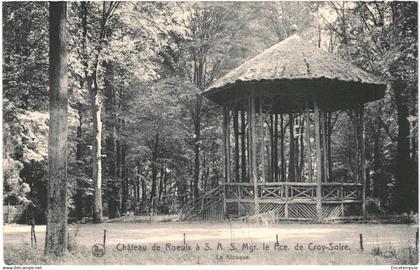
[203,34,386,113]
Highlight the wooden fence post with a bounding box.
[103,229,107,247]
[360,105,367,220]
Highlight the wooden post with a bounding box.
[226,108,231,183]
[304,98,313,182]
[270,114,274,182]
[233,109,240,182]
[247,111,252,183]
[285,184,289,219]
[240,111,247,182]
[274,114,279,182]
[103,229,107,247]
[321,111,329,181]
[354,108,360,183]
[249,91,259,214]
[259,101,266,183]
[360,104,367,219]
[222,106,228,218]
[340,186,344,216]
[313,95,323,222]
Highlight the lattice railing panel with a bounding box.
[289,186,316,200]
[322,204,344,218]
[343,186,361,200]
[260,186,284,199]
[259,203,284,219]
[288,204,317,219]
[239,186,254,199]
[322,186,342,200]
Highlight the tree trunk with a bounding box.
[158,167,165,203]
[90,77,103,223]
[116,138,121,214]
[163,172,168,213]
[45,1,68,257]
[304,101,313,182]
[104,60,117,218]
[288,114,295,181]
[299,117,305,181]
[327,112,333,179]
[393,81,417,212]
[134,166,139,205]
[150,133,159,207]
[121,144,127,213]
[280,114,285,181]
[141,170,146,205]
[75,106,83,220]
[193,94,202,199]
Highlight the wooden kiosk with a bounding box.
[185,32,386,222]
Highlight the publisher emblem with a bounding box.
[92,243,105,257]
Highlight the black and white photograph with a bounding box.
[2,1,418,266]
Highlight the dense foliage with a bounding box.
[3,1,417,223]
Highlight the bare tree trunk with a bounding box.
[280,114,285,181]
[121,143,127,213]
[45,1,68,257]
[327,112,332,179]
[80,1,119,223]
[75,106,83,220]
[150,133,159,207]
[90,79,103,223]
[104,61,117,218]
[373,116,385,201]
[192,94,202,199]
[393,81,417,212]
[299,117,305,181]
[158,167,165,202]
[141,170,146,205]
[288,114,295,181]
[116,138,121,214]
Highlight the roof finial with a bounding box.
[290,24,298,35]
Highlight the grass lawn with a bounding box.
[3,221,418,265]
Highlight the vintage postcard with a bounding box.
[2,1,418,268]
